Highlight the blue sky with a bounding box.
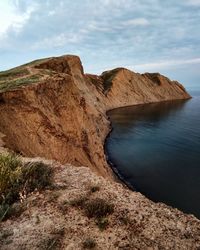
[0,0,199,90]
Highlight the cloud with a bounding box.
[185,0,200,6]
[0,0,199,90]
[0,1,36,37]
[32,32,83,49]
[128,58,200,72]
[122,18,150,27]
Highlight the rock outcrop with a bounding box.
[0,55,190,179]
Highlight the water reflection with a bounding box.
[106,97,200,218]
[107,100,188,129]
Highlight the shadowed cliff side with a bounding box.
[0,55,190,179]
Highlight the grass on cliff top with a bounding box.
[0,152,53,221]
[21,58,48,67]
[0,74,42,93]
[0,58,52,93]
[101,68,123,93]
[0,67,29,81]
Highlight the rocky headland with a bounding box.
[1,55,199,250]
[0,55,190,179]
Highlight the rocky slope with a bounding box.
[0,55,190,179]
[0,157,200,250]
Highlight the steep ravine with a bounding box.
[0,55,190,180]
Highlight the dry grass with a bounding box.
[0,74,41,93]
[84,198,114,218]
[0,67,29,80]
[83,238,96,249]
[0,153,53,221]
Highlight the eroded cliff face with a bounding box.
[0,55,190,179]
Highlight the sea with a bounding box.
[106,90,200,219]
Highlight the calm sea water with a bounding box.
[106,91,200,218]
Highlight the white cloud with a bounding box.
[32,32,83,49]
[185,0,200,6]
[128,58,200,72]
[122,18,150,27]
[0,0,199,82]
[0,1,36,38]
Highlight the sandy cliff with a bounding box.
[0,55,190,179]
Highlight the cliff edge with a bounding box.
[0,55,190,179]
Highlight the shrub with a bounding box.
[0,153,53,221]
[38,228,65,250]
[90,185,100,193]
[96,217,109,231]
[69,196,88,207]
[0,202,25,221]
[21,161,53,193]
[84,198,114,218]
[83,238,96,249]
[0,153,22,204]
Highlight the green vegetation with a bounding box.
[70,196,88,207]
[0,153,22,203]
[38,228,65,250]
[96,217,109,231]
[0,67,29,81]
[83,238,96,249]
[70,196,114,218]
[101,68,123,92]
[0,74,41,93]
[0,57,59,93]
[84,198,114,218]
[70,195,114,231]
[21,161,53,193]
[0,153,53,221]
[22,58,48,67]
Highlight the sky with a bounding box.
[0,0,199,90]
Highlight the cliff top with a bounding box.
[0,55,83,93]
[0,55,179,94]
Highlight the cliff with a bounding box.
[0,55,190,179]
[1,56,199,249]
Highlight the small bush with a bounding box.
[0,153,53,221]
[0,198,26,221]
[90,185,100,193]
[96,217,109,231]
[70,196,88,207]
[0,153,22,203]
[83,238,96,249]
[38,228,65,250]
[84,198,114,218]
[0,203,10,221]
[119,215,131,226]
[21,161,53,193]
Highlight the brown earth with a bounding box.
[0,55,190,179]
